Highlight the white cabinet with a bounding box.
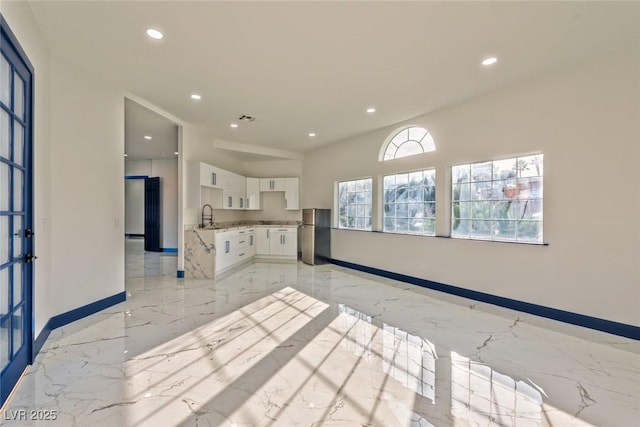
[284,178,299,210]
[245,178,261,210]
[256,228,270,255]
[215,227,256,274]
[260,178,285,192]
[255,226,298,259]
[223,172,246,210]
[269,229,297,256]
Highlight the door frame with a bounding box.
[0,14,35,407]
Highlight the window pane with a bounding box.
[14,72,24,120]
[407,188,420,203]
[396,203,408,218]
[409,218,422,233]
[493,220,516,241]
[452,183,470,202]
[14,168,23,212]
[423,219,435,235]
[1,317,9,367]
[396,218,408,233]
[384,175,395,189]
[13,215,21,257]
[384,218,395,232]
[385,204,395,218]
[518,155,543,177]
[423,186,435,202]
[0,109,9,159]
[516,199,543,221]
[12,306,22,356]
[0,268,8,315]
[493,180,517,200]
[0,216,8,264]
[14,121,24,166]
[409,171,422,187]
[408,127,427,142]
[0,162,8,211]
[395,188,407,203]
[13,263,22,306]
[0,54,10,107]
[396,141,424,159]
[493,158,516,180]
[493,201,514,220]
[424,202,436,218]
[470,220,492,239]
[452,219,469,237]
[517,221,542,243]
[471,201,492,220]
[423,170,436,186]
[471,182,492,200]
[454,201,471,219]
[452,165,470,183]
[391,129,409,146]
[471,162,492,182]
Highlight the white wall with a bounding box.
[124,179,144,235]
[1,1,53,336]
[49,55,125,315]
[302,50,640,326]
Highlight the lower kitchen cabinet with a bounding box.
[215,227,256,274]
[256,226,298,259]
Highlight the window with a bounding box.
[384,169,436,235]
[380,126,435,161]
[337,178,372,230]
[451,154,543,243]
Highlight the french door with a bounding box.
[1,17,34,406]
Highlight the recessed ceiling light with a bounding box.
[482,57,498,66]
[174,151,179,155]
[190,94,202,101]
[145,28,164,40]
[230,123,238,128]
[366,107,376,113]
[144,135,152,140]
[308,132,316,137]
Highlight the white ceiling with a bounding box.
[124,99,178,160]
[29,1,639,156]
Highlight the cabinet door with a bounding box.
[281,230,298,256]
[203,164,223,188]
[246,178,261,210]
[269,231,284,255]
[256,228,270,255]
[284,178,299,210]
[259,178,285,192]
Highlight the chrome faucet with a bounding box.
[201,204,214,228]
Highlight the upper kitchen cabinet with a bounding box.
[246,177,261,210]
[260,178,285,192]
[187,161,223,208]
[284,177,299,210]
[223,172,246,210]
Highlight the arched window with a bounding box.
[379,126,435,161]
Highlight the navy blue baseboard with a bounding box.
[162,248,178,253]
[177,270,185,278]
[33,319,52,358]
[331,259,640,340]
[32,291,126,361]
[49,291,126,330]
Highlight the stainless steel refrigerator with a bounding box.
[301,208,331,265]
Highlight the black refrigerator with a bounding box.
[301,208,331,265]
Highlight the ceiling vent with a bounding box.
[238,114,256,122]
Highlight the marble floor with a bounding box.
[2,245,639,426]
